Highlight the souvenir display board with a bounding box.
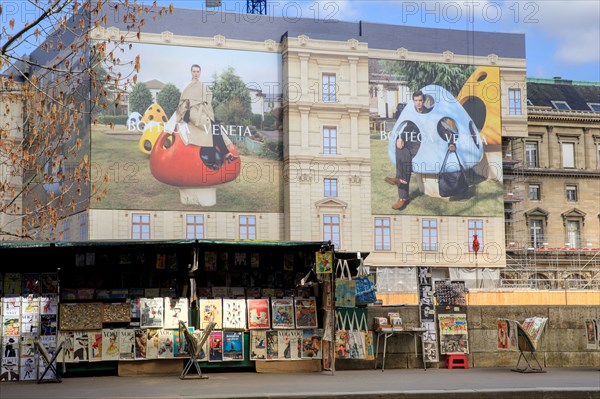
[417,267,438,363]
[438,314,469,355]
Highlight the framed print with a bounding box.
[199,298,223,330]
[223,299,246,330]
[295,297,318,328]
[250,330,267,360]
[222,331,244,361]
[209,330,223,362]
[247,298,270,329]
[271,298,295,329]
[140,298,164,328]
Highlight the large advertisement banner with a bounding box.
[91,42,283,211]
[369,60,502,217]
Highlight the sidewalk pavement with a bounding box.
[1,368,599,399]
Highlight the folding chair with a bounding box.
[180,321,216,379]
[34,339,65,383]
[512,324,545,373]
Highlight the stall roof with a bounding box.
[0,239,328,250]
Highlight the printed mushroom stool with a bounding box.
[150,131,241,206]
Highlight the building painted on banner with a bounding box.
[6,6,531,286]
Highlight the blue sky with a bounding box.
[170,0,600,82]
[2,1,599,81]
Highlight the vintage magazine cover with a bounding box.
[222,299,246,330]
[301,329,323,359]
[89,331,103,361]
[200,298,223,330]
[158,329,174,358]
[295,297,318,328]
[40,295,58,315]
[222,331,244,361]
[277,330,301,360]
[135,329,148,359]
[58,331,75,363]
[250,330,267,360]
[247,298,270,329]
[266,330,278,360]
[146,329,160,359]
[19,356,37,381]
[140,298,164,329]
[164,298,189,329]
[271,298,295,329]
[101,329,120,361]
[73,331,89,362]
[119,329,135,360]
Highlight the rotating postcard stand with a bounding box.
[512,323,546,373]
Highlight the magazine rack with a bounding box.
[512,323,545,373]
[34,339,65,383]
[180,321,216,379]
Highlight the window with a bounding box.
[551,100,571,110]
[79,213,88,241]
[562,142,575,168]
[323,127,337,155]
[529,184,541,201]
[323,214,340,248]
[186,214,204,239]
[132,213,150,240]
[62,219,71,241]
[529,219,544,248]
[467,219,483,252]
[239,215,256,240]
[566,220,581,248]
[508,88,522,115]
[374,217,391,251]
[566,185,578,201]
[525,142,538,167]
[422,218,438,251]
[324,178,338,197]
[587,103,600,112]
[322,73,336,102]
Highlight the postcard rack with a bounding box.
[512,323,545,373]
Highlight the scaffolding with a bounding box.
[501,137,600,290]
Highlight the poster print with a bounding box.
[41,273,58,294]
[247,298,270,329]
[140,298,164,328]
[419,304,435,322]
[301,329,323,359]
[40,295,58,315]
[266,330,278,360]
[295,297,318,328]
[585,319,598,350]
[119,329,135,360]
[89,331,103,361]
[497,319,510,350]
[2,297,21,317]
[19,356,37,381]
[250,330,267,360]
[2,336,19,358]
[135,329,148,359]
[438,314,468,335]
[101,329,120,361]
[521,317,547,350]
[278,330,301,360]
[209,330,223,362]
[234,252,247,268]
[271,298,295,329]
[440,334,469,355]
[58,331,75,363]
[164,298,189,329]
[73,331,89,362]
[21,273,41,295]
[222,331,244,361]
[347,331,366,360]
[364,331,375,361]
[315,251,333,274]
[417,266,432,285]
[173,328,192,357]
[19,333,36,358]
[0,358,19,381]
[146,329,160,359]
[335,330,349,359]
[222,299,246,330]
[158,329,174,359]
[200,298,223,330]
[423,340,439,362]
[3,273,21,296]
[418,284,433,306]
[250,253,260,269]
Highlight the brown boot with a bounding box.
[385,177,407,185]
[392,198,408,210]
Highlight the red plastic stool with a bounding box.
[446,354,469,369]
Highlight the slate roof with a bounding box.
[527,78,600,111]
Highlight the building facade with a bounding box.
[503,78,600,289]
[4,6,533,288]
